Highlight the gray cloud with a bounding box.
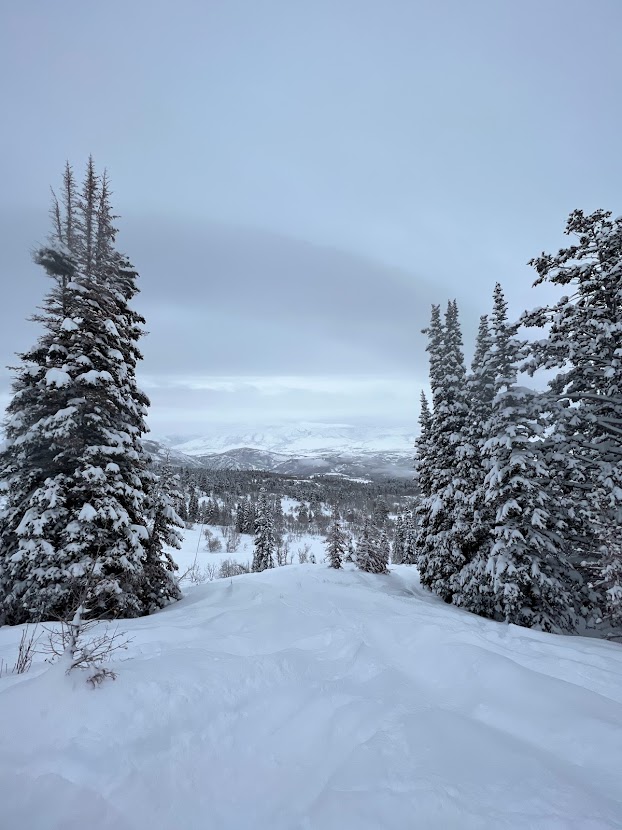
[1,0,621,432]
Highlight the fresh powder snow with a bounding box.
[1,548,621,829]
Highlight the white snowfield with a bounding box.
[1,564,622,830]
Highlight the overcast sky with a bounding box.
[1,0,620,436]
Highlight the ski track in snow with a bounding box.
[1,563,622,829]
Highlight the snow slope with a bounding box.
[1,564,622,829]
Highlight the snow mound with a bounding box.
[1,565,621,829]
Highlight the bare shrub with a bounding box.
[224,527,241,553]
[204,529,223,553]
[218,559,250,578]
[297,543,311,564]
[180,563,205,584]
[0,625,39,678]
[43,605,131,687]
[276,539,290,566]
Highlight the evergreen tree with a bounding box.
[471,284,580,631]
[416,301,470,600]
[0,160,177,624]
[602,531,622,627]
[142,461,184,611]
[414,391,433,499]
[392,514,405,564]
[379,530,391,572]
[187,489,200,524]
[244,497,256,534]
[403,511,418,565]
[273,497,285,536]
[252,488,275,572]
[523,209,622,627]
[235,499,247,534]
[451,308,496,606]
[325,507,347,569]
[357,520,389,574]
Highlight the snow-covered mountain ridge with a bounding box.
[158,422,416,457]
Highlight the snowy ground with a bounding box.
[174,525,329,581]
[1,551,622,828]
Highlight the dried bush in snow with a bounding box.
[218,559,250,579]
[43,605,131,688]
[276,539,291,566]
[204,529,223,553]
[0,625,39,678]
[224,527,241,553]
[297,544,311,564]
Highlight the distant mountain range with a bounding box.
[146,423,416,479]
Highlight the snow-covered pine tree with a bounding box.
[235,499,247,534]
[450,312,497,608]
[356,520,389,574]
[474,284,580,632]
[0,160,177,624]
[416,301,470,601]
[187,489,200,523]
[379,530,391,572]
[391,514,405,564]
[414,391,433,501]
[602,531,622,628]
[142,460,184,611]
[522,209,622,629]
[204,498,217,526]
[273,498,285,536]
[415,306,443,578]
[325,507,347,569]
[403,511,418,564]
[244,497,256,535]
[252,488,275,572]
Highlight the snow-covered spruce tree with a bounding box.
[235,499,247,534]
[471,284,580,632]
[187,489,200,524]
[252,488,275,572]
[379,530,391,572]
[402,511,418,564]
[356,520,389,574]
[142,459,183,611]
[391,514,405,564]
[522,209,622,629]
[463,314,495,539]
[414,307,443,577]
[414,391,433,501]
[325,507,347,569]
[450,310,497,609]
[451,296,500,613]
[0,160,179,624]
[416,301,470,601]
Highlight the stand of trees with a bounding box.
[415,210,622,636]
